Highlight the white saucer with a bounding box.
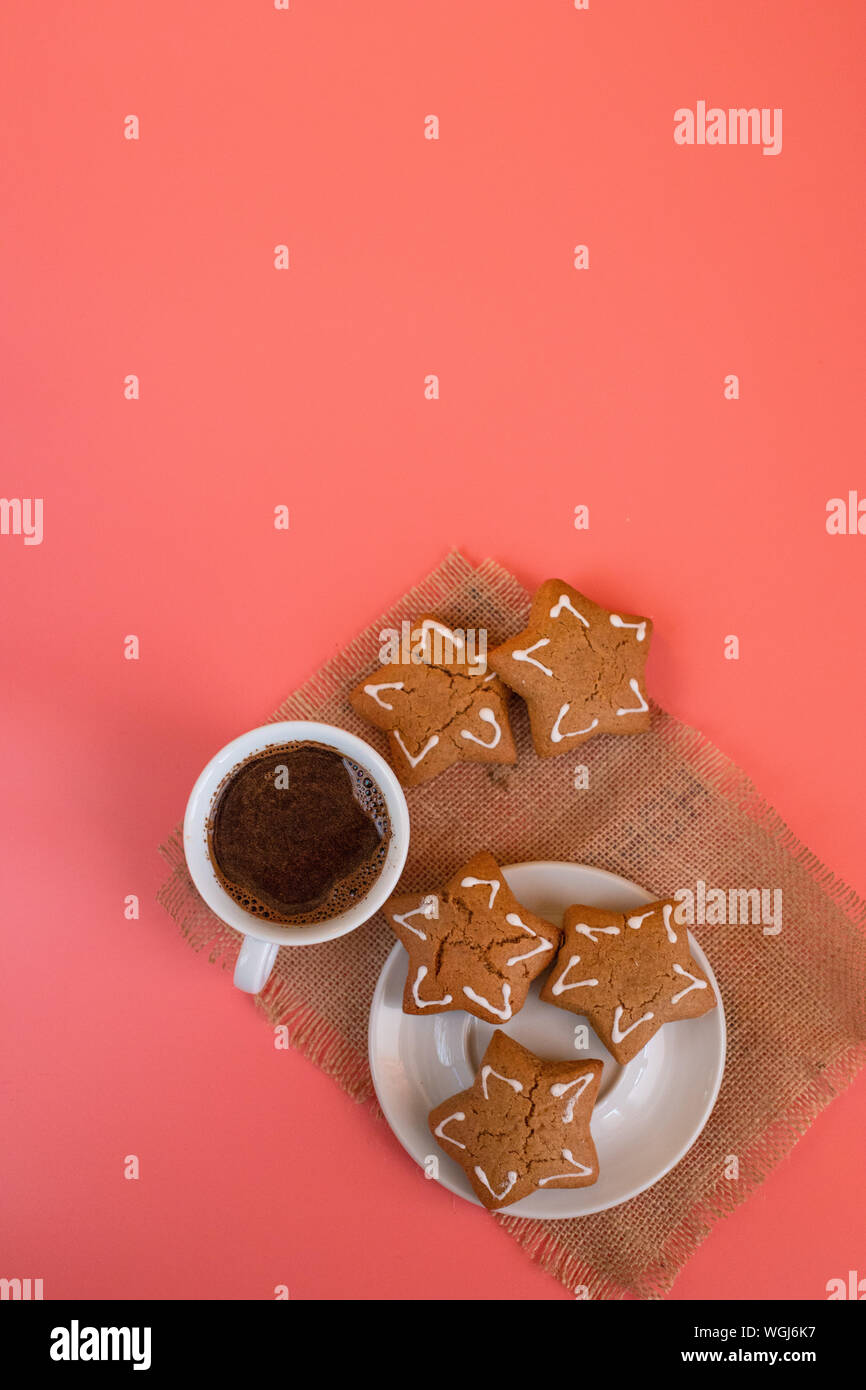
[368,861,726,1219]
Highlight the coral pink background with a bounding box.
[2,2,865,1299]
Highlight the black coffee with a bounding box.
[207,741,391,925]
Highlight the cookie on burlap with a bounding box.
[428,1031,603,1210]
[540,899,717,1065]
[487,578,652,756]
[348,614,516,787]
[385,851,560,1022]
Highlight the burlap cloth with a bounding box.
[158,553,866,1299]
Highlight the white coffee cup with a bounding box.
[183,720,410,993]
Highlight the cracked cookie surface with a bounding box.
[486,578,652,757]
[428,1031,602,1210]
[348,614,516,787]
[540,899,717,1064]
[385,851,561,1022]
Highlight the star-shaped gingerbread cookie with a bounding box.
[539,899,717,1064]
[349,614,517,787]
[487,579,652,756]
[429,1031,603,1209]
[384,851,560,1022]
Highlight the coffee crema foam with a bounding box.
[207,741,392,926]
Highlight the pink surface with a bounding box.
[2,1,865,1299]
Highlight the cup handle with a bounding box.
[234,937,279,994]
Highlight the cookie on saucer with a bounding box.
[428,1031,603,1210]
[385,851,560,1023]
[540,899,717,1064]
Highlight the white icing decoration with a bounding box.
[506,942,551,966]
[392,894,439,940]
[411,965,452,1009]
[481,1066,523,1100]
[505,941,550,967]
[513,638,553,676]
[609,614,647,642]
[551,954,599,995]
[549,595,590,626]
[460,876,499,909]
[538,1149,593,1183]
[573,922,620,943]
[433,1112,466,1148]
[474,1166,518,1202]
[504,911,553,966]
[627,904,676,944]
[661,903,677,944]
[550,1071,594,1122]
[671,962,708,1005]
[550,704,599,743]
[393,729,439,767]
[611,1004,654,1043]
[627,909,653,930]
[462,982,513,1021]
[460,707,501,748]
[615,678,649,717]
[419,618,464,657]
[363,681,403,709]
